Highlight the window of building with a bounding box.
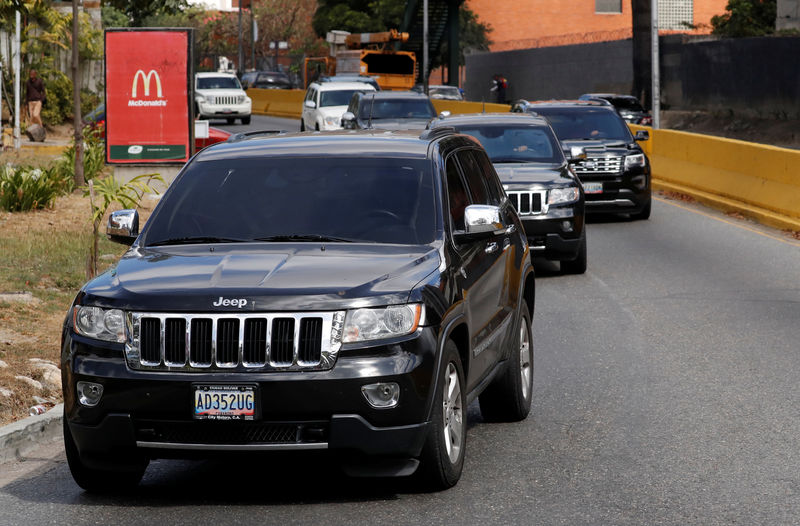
[595,0,622,14]
[660,0,694,30]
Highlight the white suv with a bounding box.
[301,81,376,131]
[195,72,252,124]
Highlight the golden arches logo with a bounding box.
[131,70,163,98]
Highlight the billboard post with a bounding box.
[105,28,193,165]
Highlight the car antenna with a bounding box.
[368,93,376,129]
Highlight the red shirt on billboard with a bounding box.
[106,30,191,163]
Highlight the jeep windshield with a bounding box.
[196,76,242,90]
[533,108,632,142]
[454,125,562,164]
[320,89,367,107]
[358,99,436,120]
[142,157,436,246]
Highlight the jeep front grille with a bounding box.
[211,96,241,106]
[507,191,546,215]
[573,156,623,175]
[126,312,344,372]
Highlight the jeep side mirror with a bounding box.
[438,111,451,119]
[454,205,505,243]
[304,100,316,109]
[567,146,587,162]
[635,130,650,141]
[107,209,139,246]
[341,111,356,129]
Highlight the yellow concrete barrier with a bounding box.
[432,100,511,115]
[630,124,800,231]
[248,88,304,119]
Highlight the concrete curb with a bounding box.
[0,403,63,464]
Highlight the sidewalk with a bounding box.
[0,404,63,464]
[18,137,71,156]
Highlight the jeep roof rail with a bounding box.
[419,126,457,141]
[226,130,287,142]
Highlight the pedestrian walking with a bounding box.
[25,69,45,127]
[490,73,507,104]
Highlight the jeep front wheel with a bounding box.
[417,341,466,490]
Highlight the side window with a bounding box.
[470,149,506,205]
[445,156,470,231]
[455,150,489,205]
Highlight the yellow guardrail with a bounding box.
[248,88,304,119]
[432,100,511,115]
[630,124,800,231]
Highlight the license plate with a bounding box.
[194,385,255,421]
[583,182,603,194]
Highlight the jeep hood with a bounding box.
[494,163,575,187]
[80,243,440,312]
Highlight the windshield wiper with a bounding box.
[253,234,358,243]
[147,236,249,247]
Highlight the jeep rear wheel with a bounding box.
[417,341,466,490]
[478,300,533,422]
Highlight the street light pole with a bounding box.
[423,0,428,95]
[14,10,20,150]
[238,1,243,75]
[651,0,660,129]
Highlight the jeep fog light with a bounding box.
[77,381,104,407]
[362,382,400,409]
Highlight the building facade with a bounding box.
[467,0,729,51]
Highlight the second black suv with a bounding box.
[514,100,652,220]
[429,113,587,274]
[341,91,436,130]
[61,129,535,492]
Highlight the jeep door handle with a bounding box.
[485,242,499,254]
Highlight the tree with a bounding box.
[312,0,405,36]
[253,0,326,67]
[104,0,188,27]
[711,0,777,37]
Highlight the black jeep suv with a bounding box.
[513,100,652,220]
[61,129,535,491]
[341,91,437,130]
[429,113,587,274]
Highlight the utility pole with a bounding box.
[423,0,429,95]
[238,1,243,75]
[651,0,661,129]
[13,10,20,150]
[251,11,256,71]
[72,0,84,187]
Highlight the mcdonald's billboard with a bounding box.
[105,29,192,164]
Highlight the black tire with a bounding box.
[478,300,533,422]
[241,116,251,125]
[561,235,587,275]
[300,119,305,131]
[63,416,148,492]
[631,199,651,220]
[315,123,320,131]
[226,117,236,124]
[417,341,467,490]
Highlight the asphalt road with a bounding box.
[2,137,800,525]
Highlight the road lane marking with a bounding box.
[654,196,800,248]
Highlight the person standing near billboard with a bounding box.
[25,69,46,127]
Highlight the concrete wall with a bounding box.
[464,39,633,104]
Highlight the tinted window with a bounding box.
[358,99,436,120]
[321,89,368,107]
[196,76,242,90]
[144,157,436,246]
[609,97,645,112]
[533,107,632,141]
[456,150,489,205]
[469,149,506,205]
[455,124,561,163]
[446,158,469,231]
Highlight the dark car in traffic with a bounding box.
[241,70,293,90]
[341,91,437,130]
[513,99,652,220]
[429,113,587,273]
[61,128,535,492]
[578,93,653,126]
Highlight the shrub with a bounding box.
[0,164,67,212]
[40,70,74,126]
[51,126,107,191]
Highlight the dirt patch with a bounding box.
[662,110,800,150]
[657,190,697,203]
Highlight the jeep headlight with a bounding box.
[547,187,580,205]
[73,306,126,343]
[343,304,423,343]
[324,115,339,127]
[205,94,216,104]
[625,153,646,170]
[237,95,247,104]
